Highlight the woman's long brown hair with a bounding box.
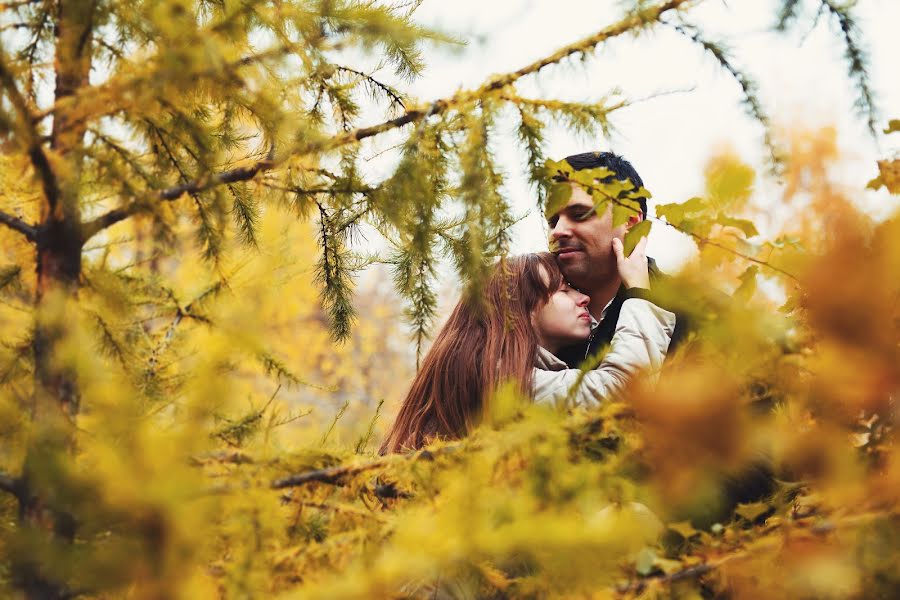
[380,253,564,454]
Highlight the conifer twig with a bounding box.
[335,64,406,110]
[81,0,693,242]
[669,23,780,167]
[820,0,878,136]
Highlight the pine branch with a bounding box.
[670,23,779,167]
[228,183,259,248]
[81,160,271,241]
[775,0,804,31]
[335,64,406,110]
[315,202,357,341]
[81,0,691,241]
[820,0,878,136]
[33,44,298,126]
[147,281,225,376]
[501,93,627,139]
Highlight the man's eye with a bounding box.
[547,216,559,227]
[574,209,595,221]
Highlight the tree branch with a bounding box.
[271,446,457,489]
[0,50,61,216]
[0,471,21,499]
[80,161,273,240]
[81,0,693,242]
[0,209,39,241]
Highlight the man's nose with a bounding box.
[550,217,572,240]
[576,292,590,307]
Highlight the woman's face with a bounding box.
[533,270,592,353]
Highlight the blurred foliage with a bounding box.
[0,0,898,598]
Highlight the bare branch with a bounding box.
[81,0,693,242]
[0,209,39,241]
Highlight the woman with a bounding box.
[380,238,675,454]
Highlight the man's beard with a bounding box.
[559,252,617,292]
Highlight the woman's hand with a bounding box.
[612,236,650,289]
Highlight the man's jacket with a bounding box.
[556,258,690,369]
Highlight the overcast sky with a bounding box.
[368,0,899,271]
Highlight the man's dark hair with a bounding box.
[559,151,647,217]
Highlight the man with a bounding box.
[549,152,774,513]
[548,151,687,368]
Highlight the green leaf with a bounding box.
[590,177,633,200]
[623,219,651,256]
[657,197,706,227]
[629,186,653,201]
[545,182,572,217]
[717,214,759,238]
[568,166,615,188]
[884,119,900,134]
[734,266,758,302]
[544,158,570,180]
[612,198,641,228]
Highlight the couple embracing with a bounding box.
[381,151,684,454]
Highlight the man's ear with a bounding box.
[625,213,643,229]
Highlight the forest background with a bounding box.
[0,0,898,598]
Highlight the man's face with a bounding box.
[547,184,629,290]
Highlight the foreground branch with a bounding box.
[81,0,693,242]
[616,509,894,596]
[271,446,458,489]
[272,459,388,489]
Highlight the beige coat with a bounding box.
[532,298,675,408]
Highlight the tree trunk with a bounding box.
[18,2,94,598]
